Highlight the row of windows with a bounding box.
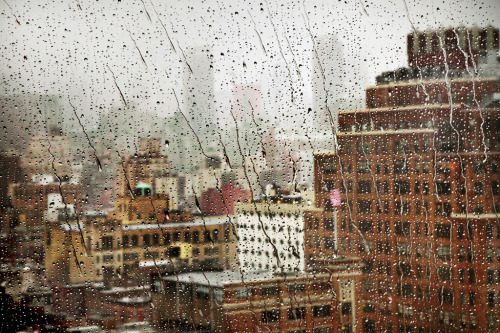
[364,311,482,332]
[336,198,488,216]
[363,281,500,314]
[338,219,470,239]
[116,246,219,262]
[339,218,498,244]
[261,305,331,324]
[238,222,302,233]
[239,211,302,218]
[121,229,220,248]
[339,120,500,150]
[230,282,332,301]
[287,328,332,333]
[240,248,300,260]
[337,237,477,265]
[239,236,301,248]
[94,227,233,251]
[365,260,462,282]
[364,319,479,333]
[346,179,499,196]
[362,286,479,310]
[324,158,500,176]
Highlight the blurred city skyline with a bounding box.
[1,0,498,132]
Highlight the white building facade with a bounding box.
[234,193,314,273]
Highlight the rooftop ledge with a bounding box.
[366,76,499,90]
[313,151,335,156]
[339,103,461,114]
[338,128,435,136]
[451,213,499,219]
[340,102,500,115]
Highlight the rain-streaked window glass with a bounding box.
[1,0,499,332]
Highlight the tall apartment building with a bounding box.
[305,26,500,332]
[115,138,171,197]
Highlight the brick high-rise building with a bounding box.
[305,26,500,332]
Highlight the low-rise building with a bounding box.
[151,256,362,332]
[44,220,95,286]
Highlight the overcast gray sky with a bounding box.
[1,0,499,129]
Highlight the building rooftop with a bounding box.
[375,73,498,88]
[138,260,172,268]
[122,216,230,231]
[161,270,328,288]
[100,285,150,294]
[162,270,284,287]
[451,213,499,219]
[60,222,84,232]
[338,128,436,136]
[339,103,461,115]
[113,295,150,305]
[135,182,152,189]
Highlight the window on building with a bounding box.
[357,160,370,174]
[436,224,451,238]
[395,221,410,236]
[102,236,113,250]
[474,182,483,195]
[362,300,375,313]
[359,220,373,233]
[261,310,280,323]
[261,286,279,296]
[122,235,129,247]
[287,307,306,321]
[358,180,372,194]
[313,305,331,318]
[394,181,410,195]
[436,182,451,195]
[168,247,181,258]
[143,234,151,246]
[358,200,371,214]
[363,319,376,333]
[436,246,451,261]
[192,231,199,244]
[394,160,408,174]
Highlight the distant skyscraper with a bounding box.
[183,45,215,129]
[312,33,345,130]
[232,84,262,123]
[178,46,215,173]
[264,60,291,125]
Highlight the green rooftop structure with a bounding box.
[134,182,153,197]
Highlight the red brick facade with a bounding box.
[306,26,500,332]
